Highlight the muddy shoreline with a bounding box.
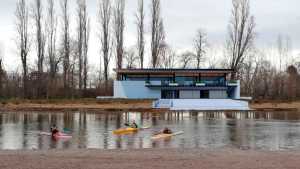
[0,148,300,169]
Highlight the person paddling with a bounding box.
[130,120,138,128]
[50,124,60,137]
[125,120,138,128]
[162,127,173,134]
[153,127,173,137]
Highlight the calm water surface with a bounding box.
[0,111,300,150]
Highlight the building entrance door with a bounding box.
[200,90,209,99]
[161,90,179,99]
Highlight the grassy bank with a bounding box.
[0,98,157,112]
[250,100,300,111]
[0,98,299,112]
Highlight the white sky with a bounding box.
[1,0,300,72]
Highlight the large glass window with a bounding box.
[175,76,195,86]
[202,76,225,86]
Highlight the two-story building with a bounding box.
[114,69,240,100]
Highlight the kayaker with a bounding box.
[50,124,57,132]
[130,120,138,128]
[51,125,60,137]
[124,120,138,128]
[162,127,172,134]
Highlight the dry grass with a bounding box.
[0,98,155,112]
[250,100,300,111]
[1,98,300,112]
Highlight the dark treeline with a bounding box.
[0,0,299,100]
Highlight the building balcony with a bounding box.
[145,81,237,88]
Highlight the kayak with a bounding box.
[113,126,151,135]
[40,132,72,139]
[151,131,184,140]
[113,128,138,135]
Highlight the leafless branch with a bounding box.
[136,0,145,68]
[194,29,207,69]
[227,0,255,79]
[98,0,112,84]
[151,0,165,68]
[32,0,46,73]
[15,0,30,98]
[61,0,70,90]
[113,0,125,70]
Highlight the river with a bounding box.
[0,111,300,150]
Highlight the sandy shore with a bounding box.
[0,148,300,169]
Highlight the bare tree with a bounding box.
[32,0,46,74]
[76,0,86,90]
[15,0,30,98]
[276,34,290,99]
[160,44,176,68]
[61,0,70,92]
[82,1,90,91]
[0,45,4,97]
[286,65,298,100]
[277,35,283,72]
[136,0,145,68]
[98,0,112,85]
[124,47,139,69]
[151,0,165,68]
[277,34,291,72]
[69,39,78,99]
[179,51,194,69]
[32,0,46,98]
[113,0,125,70]
[46,0,59,79]
[194,29,207,69]
[227,0,255,79]
[240,51,259,96]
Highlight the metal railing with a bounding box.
[146,81,235,87]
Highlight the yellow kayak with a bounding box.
[151,131,184,140]
[113,127,139,135]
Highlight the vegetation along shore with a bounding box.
[0,99,299,112]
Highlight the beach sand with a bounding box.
[0,148,300,169]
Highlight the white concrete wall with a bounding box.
[114,81,161,99]
[233,80,241,99]
[154,99,250,111]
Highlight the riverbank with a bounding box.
[0,148,299,169]
[0,98,299,112]
[0,99,158,112]
[250,100,300,111]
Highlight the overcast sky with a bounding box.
[1,0,300,71]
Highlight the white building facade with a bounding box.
[114,69,240,100]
